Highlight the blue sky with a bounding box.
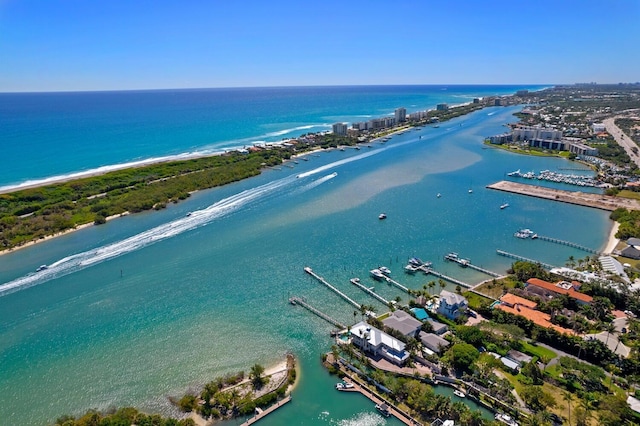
[0,0,638,92]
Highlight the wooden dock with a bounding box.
[304,267,361,309]
[487,180,640,211]
[421,267,472,288]
[289,296,346,329]
[350,278,390,305]
[383,276,410,294]
[239,395,291,426]
[496,249,555,269]
[535,234,600,255]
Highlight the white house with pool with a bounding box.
[349,321,409,365]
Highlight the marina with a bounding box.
[506,169,600,187]
[487,180,640,211]
[444,252,502,277]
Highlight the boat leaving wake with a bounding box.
[0,171,345,297]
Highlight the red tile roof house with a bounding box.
[496,293,575,335]
[525,278,593,305]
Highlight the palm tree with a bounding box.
[604,322,617,348]
[438,279,446,294]
[428,280,436,295]
[562,390,573,426]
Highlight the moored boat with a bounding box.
[370,269,385,280]
[408,257,423,267]
[379,213,387,220]
[378,266,391,276]
[500,203,509,209]
[375,403,390,417]
[453,389,466,398]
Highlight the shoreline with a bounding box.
[188,355,295,426]
[0,212,128,258]
[603,221,621,254]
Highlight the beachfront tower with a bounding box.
[394,107,407,123]
[332,122,348,136]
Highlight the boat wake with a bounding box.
[0,170,347,297]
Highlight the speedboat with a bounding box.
[36,265,48,272]
[453,389,466,398]
[500,203,509,209]
[494,413,518,426]
[370,269,385,280]
[404,265,417,274]
[378,213,387,220]
[437,193,441,198]
[378,266,391,276]
[408,257,423,267]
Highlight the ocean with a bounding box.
[0,86,610,425]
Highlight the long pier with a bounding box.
[289,296,346,329]
[382,276,410,294]
[443,252,501,277]
[239,395,292,426]
[304,267,361,309]
[535,234,600,255]
[350,278,390,305]
[496,250,555,269]
[466,263,502,277]
[421,267,472,289]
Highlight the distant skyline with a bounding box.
[1,0,639,92]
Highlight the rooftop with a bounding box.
[500,293,538,309]
[496,303,574,335]
[526,278,593,303]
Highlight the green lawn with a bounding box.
[463,291,494,310]
[473,276,520,299]
[518,341,557,361]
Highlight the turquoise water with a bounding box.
[0,104,610,425]
[0,85,545,191]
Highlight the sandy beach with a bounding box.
[188,355,296,426]
[603,221,621,254]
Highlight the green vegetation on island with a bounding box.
[52,407,196,426]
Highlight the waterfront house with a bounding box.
[437,290,468,320]
[496,293,574,335]
[382,310,422,338]
[419,332,450,355]
[525,278,593,305]
[427,319,448,335]
[350,321,409,365]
